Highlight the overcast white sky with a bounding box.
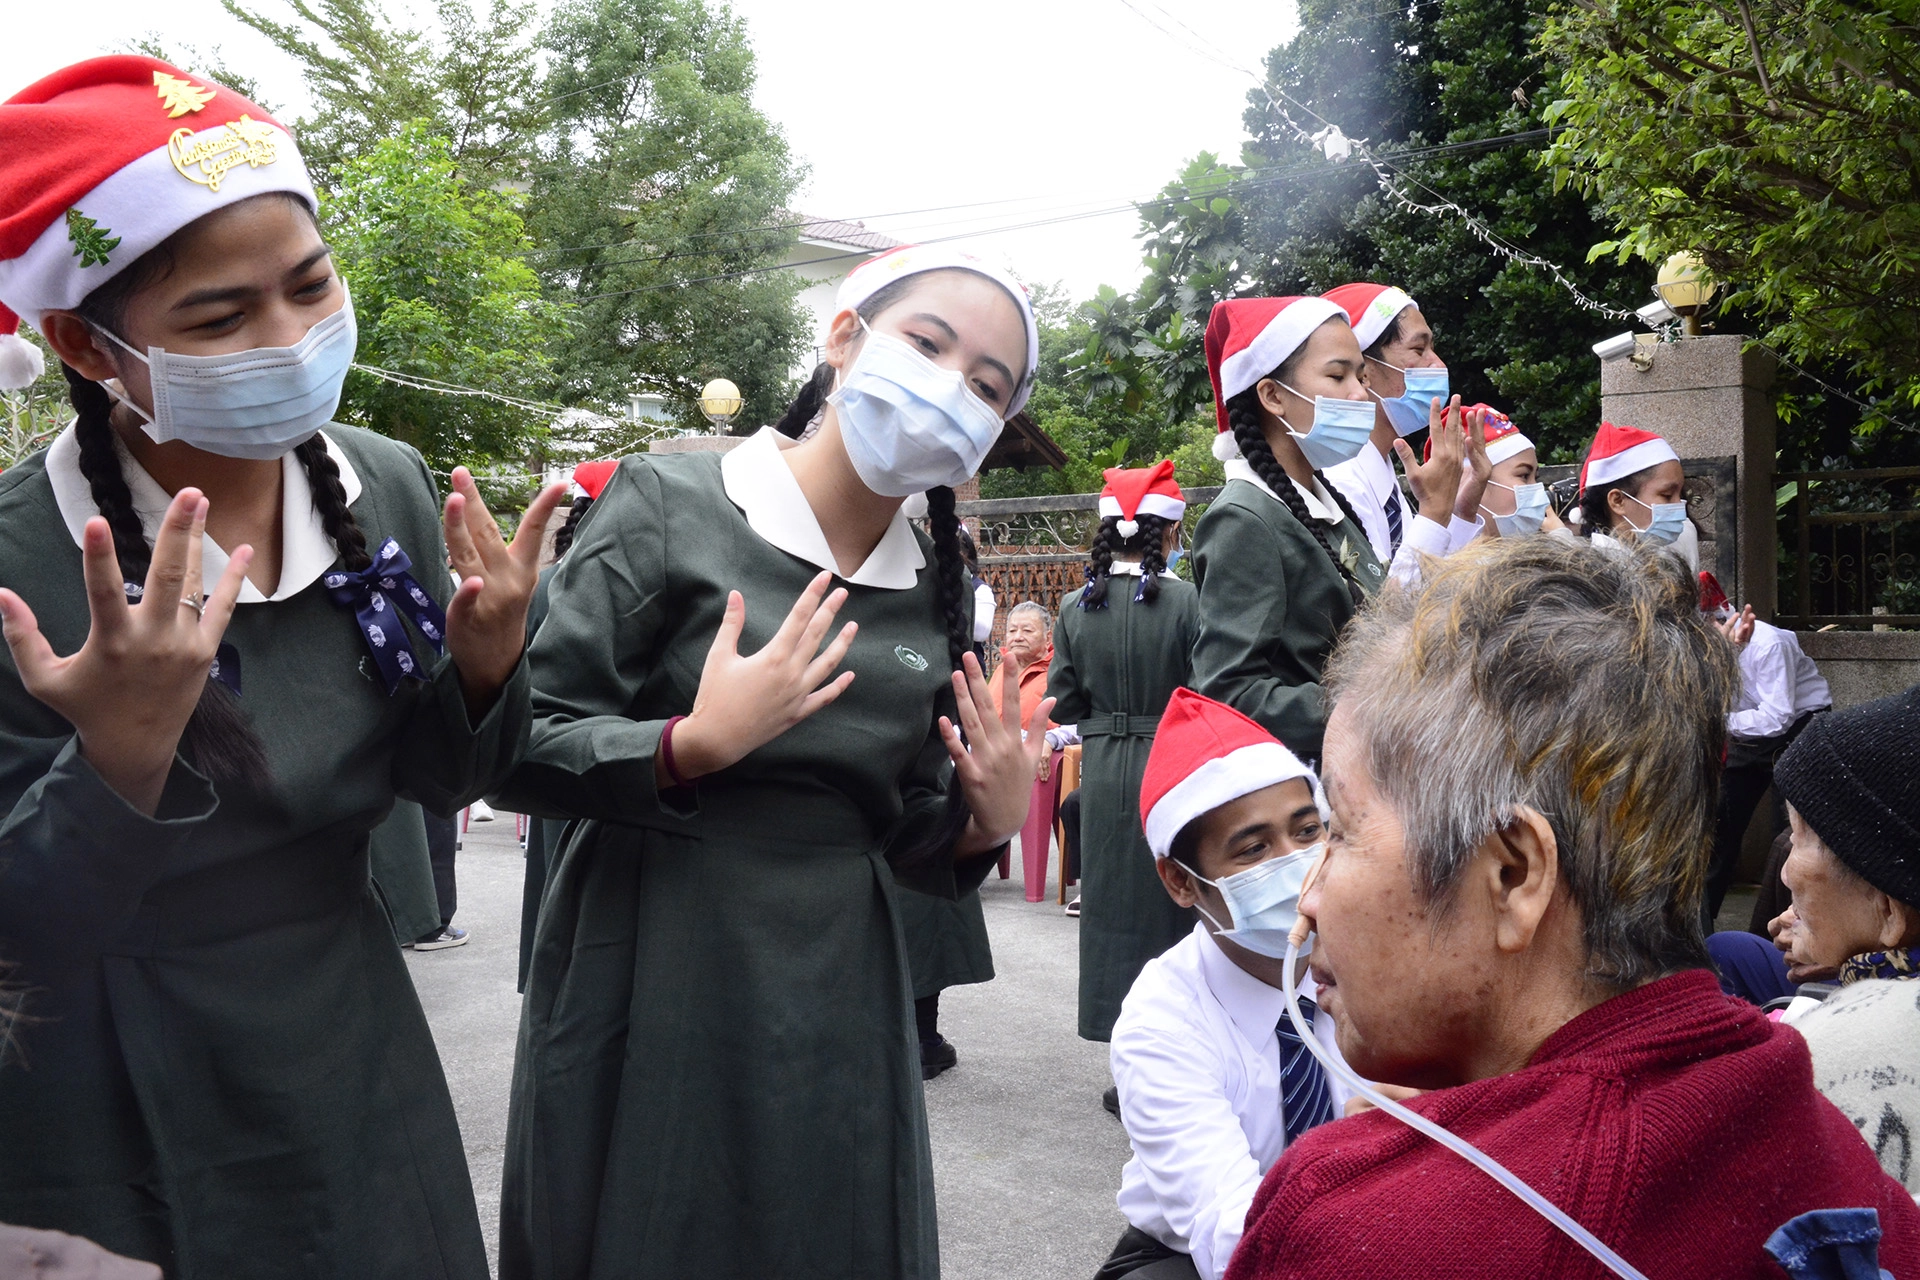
[4,0,1300,300]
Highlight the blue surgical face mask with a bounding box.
[1482,480,1548,537]
[1187,841,1324,959]
[831,318,1006,498]
[1276,382,1373,470]
[1626,492,1688,546]
[1366,359,1449,437]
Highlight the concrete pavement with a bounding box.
[405,817,1134,1279]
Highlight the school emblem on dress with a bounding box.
[168,115,281,191]
[894,645,929,671]
[65,209,120,268]
[153,70,217,118]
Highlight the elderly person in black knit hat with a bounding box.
[1773,684,1920,1196]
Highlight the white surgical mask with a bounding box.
[1624,492,1688,546]
[98,288,358,461]
[1481,480,1548,537]
[1187,841,1324,959]
[1366,359,1449,437]
[1276,383,1374,470]
[830,319,1006,498]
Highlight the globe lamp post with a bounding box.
[697,378,743,434]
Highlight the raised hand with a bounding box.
[939,651,1056,856]
[0,489,251,814]
[442,467,566,714]
[1717,604,1756,646]
[1394,394,1465,523]
[1452,404,1493,523]
[664,571,860,783]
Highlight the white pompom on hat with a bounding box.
[834,243,1039,417]
[1098,459,1186,538]
[0,55,317,344]
[0,330,44,390]
[1140,688,1321,859]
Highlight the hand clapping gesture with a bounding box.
[442,466,566,715]
[0,489,250,815]
[1395,394,1465,524]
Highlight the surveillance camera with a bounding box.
[1637,298,1678,327]
[1593,332,1638,362]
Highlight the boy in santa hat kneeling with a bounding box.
[1098,689,1354,1280]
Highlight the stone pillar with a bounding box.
[1599,335,1777,616]
[649,434,747,456]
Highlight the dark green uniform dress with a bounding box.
[497,444,980,1280]
[0,424,523,1279]
[1048,570,1200,1042]
[1189,472,1383,763]
[370,798,443,944]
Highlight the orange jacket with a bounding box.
[989,644,1054,735]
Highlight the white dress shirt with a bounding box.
[720,427,924,590]
[1730,620,1831,741]
[45,423,363,604]
[973,580,997,642]
[1111,924,1354,1280]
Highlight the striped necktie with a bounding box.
[1277,996,1335,1145]
[1383,493,1404,557]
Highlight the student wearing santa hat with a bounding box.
[1099,688,1351,1280]
[0,57,561,1274]
[494,243,1052,1279]
[1576,421,1691,548]
[1420,405,1566,540]
[1192,296,1469,761]
[1320,282,1487,563]
[1046,461,1200,1047]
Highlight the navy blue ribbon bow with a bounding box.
[323,538,448,695]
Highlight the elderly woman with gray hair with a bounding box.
[1224,537,1920,1280]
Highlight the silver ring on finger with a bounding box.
[180,593,205,619]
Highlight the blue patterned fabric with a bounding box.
[1764,1208,1895,1280]
[322,538,448,695]
[1277,995,1335,1145]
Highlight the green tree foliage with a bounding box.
[1541,0,1920,446]
[325,121,566,473]
[224,0,808,438]
[1110,0,1646,462]
[530,0,807,433]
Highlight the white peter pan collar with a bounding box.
[1223,456,1343,524]
[720,426,925,590]
[1110,560,1146,576]
[45,424,363,605]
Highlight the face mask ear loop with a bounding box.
[1280,933,1651,1277]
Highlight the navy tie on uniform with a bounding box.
[1383,493,1404,557]
[1277,995,1336,1145]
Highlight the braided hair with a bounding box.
[1082,513,1172,609]
[1224,387,1368,609]
[60,193,378,788]
[551,497,593,559]
[773,363,835,440]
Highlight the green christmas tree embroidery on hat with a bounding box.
[66,209,121,269]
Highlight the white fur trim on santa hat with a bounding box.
[1585,436,1677,491]
[1216,297,1344,409]
[1485,430,1535,467]
[1097,492,1186,522]
[1145,740,1314,858]
[1350,286,1416,351]
[0,128,315,332]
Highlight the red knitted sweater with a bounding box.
[1225,970,1920,1280]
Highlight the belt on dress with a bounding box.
[1079,713,1161,739]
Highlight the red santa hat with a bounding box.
[0,56,316,366]
[1098,459,1185,537]
[1697,571,1730,615]
[835,243,1038,416]
[1205,296,1346,457]
[569,459,618,502]
[1322,282,1419,353]
[1423,404,1534,466]
[1579,422,1678,494]
[1140,688,1319,859]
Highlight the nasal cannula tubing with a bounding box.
[1282,862,1651,1280]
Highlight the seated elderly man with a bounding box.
[1772,686,1920,1195]
[1225,537,1920,1280]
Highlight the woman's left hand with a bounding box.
[442,467,566,715]
[1451,405,1493,523]
[940,651,1055,858]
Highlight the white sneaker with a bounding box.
[470,800,496,822]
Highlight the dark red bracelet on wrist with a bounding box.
[660,714,694,789]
